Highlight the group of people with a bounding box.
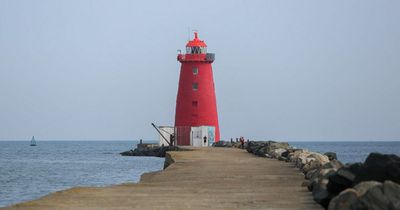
[230,137,248,149]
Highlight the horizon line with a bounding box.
[0,139,399,142]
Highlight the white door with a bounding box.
[191,127,203,147]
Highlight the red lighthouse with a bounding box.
[175,32,220,146]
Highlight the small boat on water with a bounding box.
[30,136,37,146]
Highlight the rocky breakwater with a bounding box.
[120,144,188,158]
[213,140,248,148]
[237,141,400,210]
[120,144,190,169]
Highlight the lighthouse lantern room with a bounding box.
[174,32,220,146]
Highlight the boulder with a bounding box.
[246,141,268,156]
[308,168,336,192]
[327,167,356,195]
[354,181,382,196]
[356,184,390,210]
[305,169,318,180]
[328,181,400,210]
[120,149,135,156]
[293,151,312,168]
[265,141,289,157]
[327,188,358,210]
[287,149,304,162]
[255,146,268,157]
[281,150,291,158]
[325,152,338,161]
[291,151,330,170]
[354,153,400,184]
[271,148,287,158]
[268,141,290,150]
[312,178,332,208]
[322,160,343,170]
[383,180,400,210]
[307,152,330,165]
[213,141,233,147]
[277,156,287,161]
[302,159,323,174]
[347,162,363,175]
[120,146,187,157]
[246,141,290,158]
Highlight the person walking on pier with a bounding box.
[170,134,175,146]
[239,137,245,149]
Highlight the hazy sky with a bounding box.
[0,0,399,141]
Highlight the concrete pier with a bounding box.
[3,147,322,210]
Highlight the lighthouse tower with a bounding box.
[175,32,220,146]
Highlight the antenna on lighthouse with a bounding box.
[188,28,199,40]
[192,29,198,38]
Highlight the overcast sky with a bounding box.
[0,0,399,141]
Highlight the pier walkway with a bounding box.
[3,147,322,210]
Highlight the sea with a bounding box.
[0,140,399,207]
[0,141,164,208]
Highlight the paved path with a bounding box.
[3,147,322,210]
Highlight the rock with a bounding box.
[268,141,290,150]
[294,151,312,168]
[246,141,268,156]
[337,167,356,182]
[246,141,290,158]
[120,149,135,156]
[287,149,304,162]
[383,180,400,210]
[322,160,343,170]
[354,181,382,196]
[302,159,323,174]
[305,169,318,180]
[354,153,400,184]
[281,150,291,158]
[213,141,233,147]
[265,153,272,158]
[120,146,187,157]
[292,151,330,170]
[255,146,268,157]
[328,181,400,210]
[347,162,363,175]
[325,152,338,161]
[357,184,390,210]
[271,148,287,158]
[212,140,250,148]
[308,168,336,192]
[312,178,332,208]
[265,142,289,157]
[327,167,356,195]
[307,153,330,165]
[277,156,287,161]
[327,188,358,210]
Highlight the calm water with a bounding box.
[1,141,400,207]
[0,141,164,207]
[289,141,400,164]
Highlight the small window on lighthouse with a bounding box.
[192,101,198,107]
[192,67,198,75]
[192,83,198,91]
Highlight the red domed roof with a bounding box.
[186,32,207,47]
